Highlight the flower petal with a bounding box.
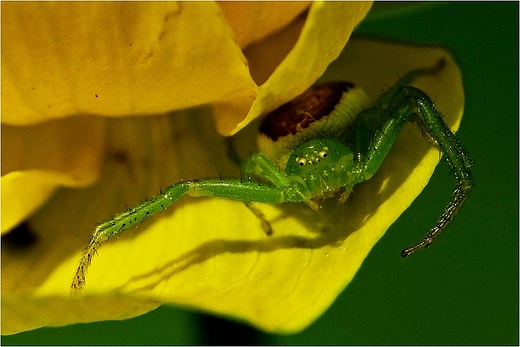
[1,37,464,335]
[1,117,104,233]
[218,2,311,48]
[1,2,255,124]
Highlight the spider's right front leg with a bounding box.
[242,153,315,207]
[241,152,289,187]
[240,153,289,235]
[240,153,318,234]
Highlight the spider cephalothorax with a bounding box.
[71,59,473,293]
[285,138,357,206]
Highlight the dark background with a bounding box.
[3,2,518,345]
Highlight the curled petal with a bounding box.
[213,2,373,134]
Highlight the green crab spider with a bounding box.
[71,58,473,293]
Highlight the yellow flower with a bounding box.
[1,1,464,335]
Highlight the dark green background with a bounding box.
[3,2,518,345]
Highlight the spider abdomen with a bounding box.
[257,82,371,169]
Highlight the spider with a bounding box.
[71,58,474,293]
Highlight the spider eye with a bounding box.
[297,157,306,166]
[318,148,328,159]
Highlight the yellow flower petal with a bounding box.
[2,296,161,336]
[218,2,311,48]
[1,37,464,335]
[1,2,255,124]
[1,117,104,233]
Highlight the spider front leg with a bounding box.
[242,153,319,210]
[71,176,303,293]
[239,152,319,235]
[354,86,474,257]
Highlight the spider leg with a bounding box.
[71,178,302,293]
[244,201,273,235]
[353,58,448,169]
[377,58,446,107]
[223,141,283,234]
[241,152,288,187]
[353,86,474,257]
[242,152,319,209]
[240,152,319,231]
[397,87,474,257]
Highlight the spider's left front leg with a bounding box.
[71,175,306,293]
[353,86,474,256]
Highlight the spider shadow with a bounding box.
[114,204,358,295]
